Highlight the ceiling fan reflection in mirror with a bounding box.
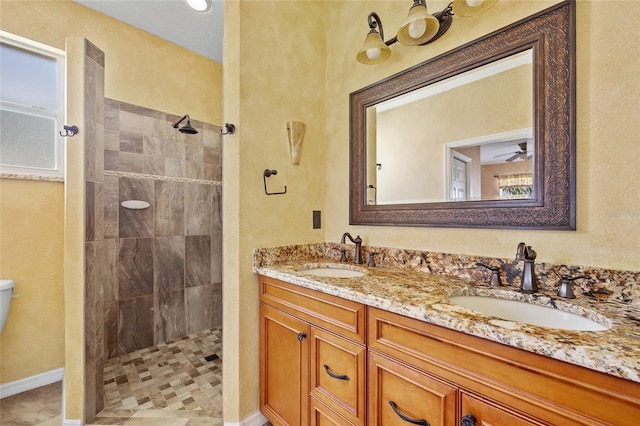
[494,140,533,162]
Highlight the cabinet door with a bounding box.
[368,351,457,426]
[260,303,310,426]
[310,327,366,425]
[460,392,549,426]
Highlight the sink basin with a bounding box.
[448,295,610,331]
[300,266,366,278]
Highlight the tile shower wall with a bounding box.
[84,39,106,422]
[83,42,222,420]
[101,98,223,359]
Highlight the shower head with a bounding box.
[171,114,199,134]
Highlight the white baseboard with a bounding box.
[0,367,64,399]
[62,420,82,426]
[224,411,269,426]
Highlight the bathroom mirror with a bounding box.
[349,0,575,229]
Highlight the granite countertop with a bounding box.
[255,260,640,384]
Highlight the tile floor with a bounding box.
[88,327,223,425]
[0,382,62,425]
[0,327,222,426]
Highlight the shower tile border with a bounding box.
[104,170,221,186]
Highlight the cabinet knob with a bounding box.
[296,332,307,342]
[461,413,477,426]
[323,364,350,381]
[389,401,430,426]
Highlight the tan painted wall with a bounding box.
[0,180,65,383]
[224,0,639,420]
[0,0,222,124]
[324,0,640,270]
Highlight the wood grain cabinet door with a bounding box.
[368,350,457,426]
[310,327,366,425]
[460,391,549,426]
[260,303,310,426]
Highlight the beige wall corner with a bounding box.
[63,36,86,422]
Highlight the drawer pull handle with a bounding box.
[389,401,430,426]
[323,364,350,381]
[461,413,477,426]
[296,332,307,342]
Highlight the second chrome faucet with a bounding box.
[340,232,363,264]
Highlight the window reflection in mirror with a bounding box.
[366,50,533,205]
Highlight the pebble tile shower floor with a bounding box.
[87,327,222,425]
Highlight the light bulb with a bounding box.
[185,0,209,12]
[465,0,484,6]
[408,19,427,39]
[366,48,381,60]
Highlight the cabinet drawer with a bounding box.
[368,350,457,426]
[259,275,366,343]
[461,391,549,426]
[310,327,366,426]
[311,398,356,426]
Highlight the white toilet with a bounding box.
[0,279,15,334]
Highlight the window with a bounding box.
[0,32,65,178]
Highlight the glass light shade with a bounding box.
[397,3,440,45]
[286,121,306,165]
[452,0,499,17]
[356,31,391,65]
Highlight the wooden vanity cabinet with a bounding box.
[368,307,640,425]
[259,275,367,426]
[260,276,640,426]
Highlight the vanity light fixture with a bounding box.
[356,0,498,65]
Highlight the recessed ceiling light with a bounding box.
[184,0,212,13]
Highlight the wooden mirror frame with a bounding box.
[349,1,575,230]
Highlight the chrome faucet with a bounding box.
[340,233,363,264]
[515,242,538,293]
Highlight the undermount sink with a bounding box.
[448,295,610,331]
[300,265,367,278]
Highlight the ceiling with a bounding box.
[74,0,223,63]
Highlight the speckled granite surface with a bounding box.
[254,243,640,383]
